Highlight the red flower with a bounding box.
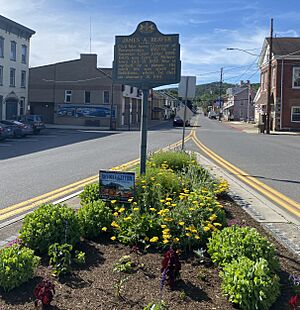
[288,295,298,310]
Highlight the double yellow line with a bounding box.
[191,130,300,218]
[0,130,193,222]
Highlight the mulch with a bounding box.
[0,195,299,310]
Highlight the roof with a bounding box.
[266,37,300,56]
[0,15,35,39]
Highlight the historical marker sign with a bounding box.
[113,21,181,89]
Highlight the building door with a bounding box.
[6,98,18,120]
[30,102,54,124]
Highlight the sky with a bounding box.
[1,0,300,87]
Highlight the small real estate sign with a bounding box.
[99,170,135,202]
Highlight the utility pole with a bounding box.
[219,67,223,121]
[266,18,273,134]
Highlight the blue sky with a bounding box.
[1,0,300,86]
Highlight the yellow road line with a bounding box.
[0,129,193,221]
[192,132,300,217]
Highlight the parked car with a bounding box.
[19,115,46,134]
[208,111,217,119]
[0,123,14,138]
[0,124,9,141]
[173,116,190,127]
[0,120,33,137]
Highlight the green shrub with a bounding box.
[144,300,168,310]
[20,203,80,254]
[79,183,100,205]
[48,243,72,277]
[0,244,40,291]
[207,225,279,271]
[149,151,196,171]
[77,200,113,239]
[220,256,280,310]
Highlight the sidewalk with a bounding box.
[223,120,300,135]
[45,119,170,131]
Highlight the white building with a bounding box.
[0,15,35,120]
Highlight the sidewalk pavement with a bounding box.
[223,121,300,135]
[45,119,170,131]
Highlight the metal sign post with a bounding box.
[113,21,181,174]
[178,76,196,150]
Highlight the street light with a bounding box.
[226,47,259,57]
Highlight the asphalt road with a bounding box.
[0,122,189,209]
[192,115,300,204]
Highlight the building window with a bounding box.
[0,37,4,58]
[291,106,300,122]
[10,68,16,86]
[19,97,25,115]
[130,86,133,93]
[10,41,16,61]
[21,70,26,88]
[292,67,300,88]
[121,85,125,92]
[272,67,276,88]
[84,91,91,104]
[0,66,3,85]
[103,91,110,104]
[21,45,27,63]
[64,90,72,103]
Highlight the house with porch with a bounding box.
[0,15,35,120]
[254,37,300,131]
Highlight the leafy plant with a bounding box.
[149,150,196,172]
[193,248,206,264]
[20,203,80,254]
[220,256,280,310]
[113,275,130,299]
[0,244,40,291]
[143,300,168,310]
[34,279,55,306]
[289,274,300,295]
[74,250,86,265]
[79,183,100,205]
[207,225,279,272]
[160,248,181,291]
[288,295,299,310]
[113,255,133,273]
[77,200,113,239]
[48,243,72,277]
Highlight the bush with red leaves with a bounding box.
[34,279,55,306]
[160,248,181,290]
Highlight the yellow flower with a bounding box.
[192,200,198,204]
[161,224,167,228]
[160,199,165,203]
[133,202,137,206]
[165,201,171,206]
[142,185,147,189]
[163,217,174,222]
[144,236,149,241]
[118,207,125,213]
[163,234,172,239]
[163,239,169,244]
[189,207,195,211]
[150,207,156,211]
[141,180,146,183]
[111,200,117,204]
[191,229,198,233]
[150,236,159,243]
[111,221,119,228]
[203,226,210,232]
[113,212,119,217]
[185,232,192,237]
[111,236,116,241]
[150,177,155,181]
[179,221,185,226]
[124,216,132,221]
[133,207,139,211]
[173,237,180,243]
[214,222,222,227]
[195,235,200,239]
[101,227,107,232]
[128,198,133,203]
[166,197,172,201]
[209,214,217,221]
[171,203,177,207]
[183,188,189,193]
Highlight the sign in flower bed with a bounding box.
[0,151,299,310]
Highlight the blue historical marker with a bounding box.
[113,21,181,174]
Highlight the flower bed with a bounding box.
[0,151,299,310]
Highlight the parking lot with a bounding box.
[0,128,119,160]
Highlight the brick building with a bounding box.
[254,37,300,131]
